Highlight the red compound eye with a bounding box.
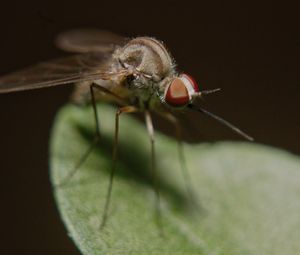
[164,74,199,107]
[180,73,199,93]
[165,78,190,106]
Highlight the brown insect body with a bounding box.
[0,29,251,141]
[0,29,253,231]
[76,37,177,111]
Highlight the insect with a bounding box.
[0,29,253,229]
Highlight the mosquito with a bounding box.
[0,29,253,230]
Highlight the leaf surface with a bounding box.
[50,104,300,255]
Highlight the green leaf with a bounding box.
[50,103,300,255]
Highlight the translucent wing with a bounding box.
[0,53,118,93]
[0,29,128,94]
[55,29,126,53]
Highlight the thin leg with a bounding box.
[57,84,102,186]
[161,112,198,209]
[90,83,129,137]
[100,105,138,230]
[145,110,164,235]
[58,83,128,187]
[90,84,102,138]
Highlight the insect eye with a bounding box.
[164,74,199,107]
[165,78,190,107]
[180,73,199,93]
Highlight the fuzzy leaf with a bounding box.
[50,104,300,255]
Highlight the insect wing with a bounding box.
[55,29,126,53]
[0,29,128,94]
[0,52,120,94]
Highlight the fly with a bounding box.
[0,29,253,230]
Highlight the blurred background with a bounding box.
[0,0,298,254]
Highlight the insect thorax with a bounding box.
[73,37,176,108]
[115,37,175,80]
[113,37,176,106]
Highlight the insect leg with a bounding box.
[90,83,128,137]
[145,110,164,235]
[100,105,138,230]
[160,112,199,210]
[58,83,128,187]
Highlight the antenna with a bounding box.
[188,104,254,141]
[192,88,221,98]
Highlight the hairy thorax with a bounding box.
[72,36,176,109]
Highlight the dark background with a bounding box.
[0,1,298,254]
